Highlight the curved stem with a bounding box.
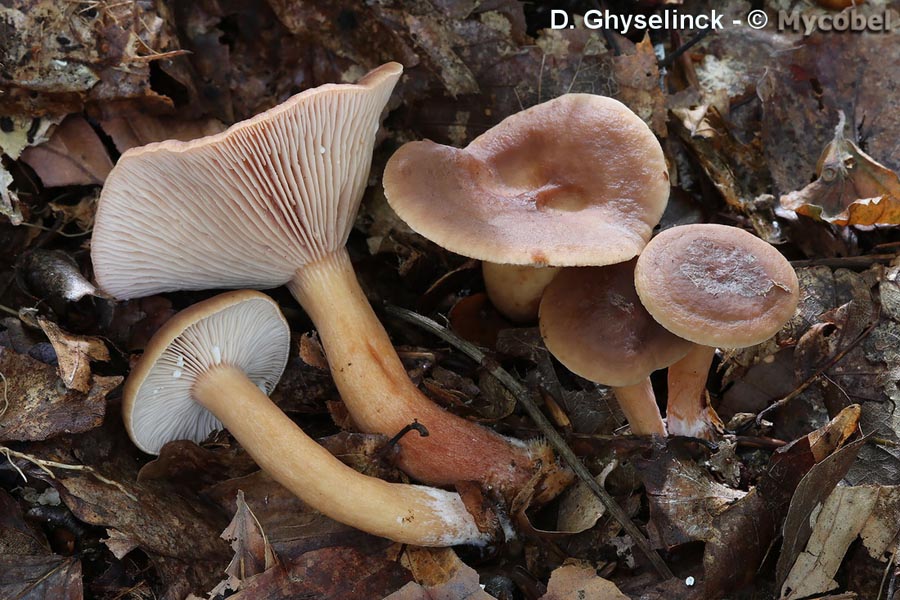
[192,365,489,547]
[613,379,667,436]
[287,249,550,492]
[482,262,560,323]
[666,344,721,439]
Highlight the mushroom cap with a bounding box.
[123,290,290,454]
[92,63,403,300]
[634,224,800,348]
[382,94,669,266]
[540,261,693,387]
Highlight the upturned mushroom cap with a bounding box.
[382,94,669,267]
[540,261,692,387]
[123,290,290,454]
[634,224,799,348]
[92,63,403,299]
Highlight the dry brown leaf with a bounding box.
[386,546,493,600]
[637,447,745,549]
[781,485,900,599]
[0,555,82,600]
[37,317,110,393]
[20,115,113,187]
[611,35,667,137]
[99,114,226,153]
[0,347,116,442]
[776,438,866,593]
[209,490,279,597]
[1,167,23,226]
[702,404,861,598]
[780,115,900,225]
[298,332,329,370]
[556,460,617,534]
[540,561,629,600]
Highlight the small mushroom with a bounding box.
[125,290,490,547]
[92,63,561,497]
[539,261,692,436]
[383,94,669,322]
[634,224,799,439]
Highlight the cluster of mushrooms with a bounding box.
[91,62,799,549]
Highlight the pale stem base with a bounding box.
[614,378,667,436]
[666,345,723,440]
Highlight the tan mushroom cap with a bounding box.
[634,224,800,348]
[123,290,290,454]
[92,63,403,300]
[540,260,693,387]
[383,94,669,267]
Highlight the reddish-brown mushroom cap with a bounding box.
[540,261,693,387]
[92,63,403,299]
[634,224,800,349]
[540,261,689,436]
[382,94,669,267]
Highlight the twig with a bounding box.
[0,445,138,501]
[0,372,8,421]
[384,304,673,580]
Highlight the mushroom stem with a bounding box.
[482,263,560,322]
[287,248,547,492]
[613,379,667,436]
[665,345,722,439]
[192,364,490,547]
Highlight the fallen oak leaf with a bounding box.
[36,317,110,393]
[780,113,900,226]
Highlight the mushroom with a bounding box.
[92,63,561,497]
[382,94,669,322]
[125,290,490,547]
[634,224,799,439]
[539,261,693,436]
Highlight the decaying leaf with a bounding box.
[539,561,629,600]
[0,347,116,442]
[775,438,866,594]
[702,404,861,598]
[20,115,114,187]
[780,114,900,225]
[781,485,900,600]
[99,113,226,153]
[386,547,493,600]
[1,167,23,226]
[638,447,746,549]
[209,490,279,597]
[36,317,109,393]
[556,459,618,534]
[611,36,666,137]
[0,554,82,600]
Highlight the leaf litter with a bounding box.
[2,0,900,598]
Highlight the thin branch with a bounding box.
[0,446,138,501]
[384,304,673,580]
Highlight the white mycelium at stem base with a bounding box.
[124,291,490,547]
[93,63,562,497]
